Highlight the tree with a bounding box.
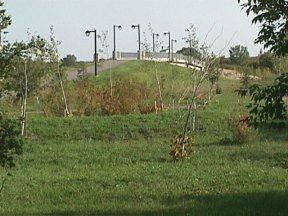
[0,0,23,193]
[181,24,200,64]
[237,0,288,124]
[7,36,52,135]
[0,0,11,44]
[258,52,275,71]
[176,47,201,60]
[44,26,71,117]
[0,0,13,81]
[62,54,77,67]
[170,25,224,161]
[229,44,249,65]
[238,0,288,56]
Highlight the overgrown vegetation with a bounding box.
[0,89,287,214]
[0,0,288,214]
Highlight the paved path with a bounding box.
[67,60,130,80]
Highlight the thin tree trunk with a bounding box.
[57,62,71,117]
[155,70,164,110]
[21,61,28,137]
[192,102,197,131]
[109,61,113,97]
[208,83,212,104]
[183,72,206,137]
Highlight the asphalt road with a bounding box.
[67,60,130,80]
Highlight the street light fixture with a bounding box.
[113,25,122,60]
[85,29,98,76]
[163,31,171,62]
[171,39,177,62]
[131,24,141,60]
[152,33,159,53]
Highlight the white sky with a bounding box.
[3,0,262,61]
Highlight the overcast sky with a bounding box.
[3,0,262,61]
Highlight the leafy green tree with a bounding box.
[0,0,11,44]
[62,54,77,67]
[238,0,288,56]
[238,73,288,125]
[7,37,51,95]
[229,44,249,65]
[0,0,13,81]
[237,0,288,125]
[258,52,275,71]
[6,36,53,135]
[0,1,23,192]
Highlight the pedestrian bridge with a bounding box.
[115,51,203,70]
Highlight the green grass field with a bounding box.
[0,61,287,215]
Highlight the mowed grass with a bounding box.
[1,62,288,215]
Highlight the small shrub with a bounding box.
[229,112,258,144]
[169,134,194,161]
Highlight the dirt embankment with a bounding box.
[222,69,260,80]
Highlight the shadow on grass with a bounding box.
[257,122,288,143]
[205,121,288,147]
[40,191,288,216]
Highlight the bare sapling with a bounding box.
[183,24,229,136]
[49,26,71,117]
[147,24,165,112]
[98,31,113,96]
[171,24,229,161]
[21,61,28,136]
[57,62,70,117]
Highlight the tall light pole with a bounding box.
[131,24,141,60]
[113,25,122,60]
[152,33,159,53]
[171,39,177,62]
[85,29,98,76]
[164,32,171,62]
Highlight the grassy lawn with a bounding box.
[0,61,287,215]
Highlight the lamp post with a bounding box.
[131,24,141,60]
[85,29,98,76]
[113,25,122,60]
[152,33,159,53]
[163,31,171,62]
[171,39,177,62]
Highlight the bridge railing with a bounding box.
[114,51,202,68]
